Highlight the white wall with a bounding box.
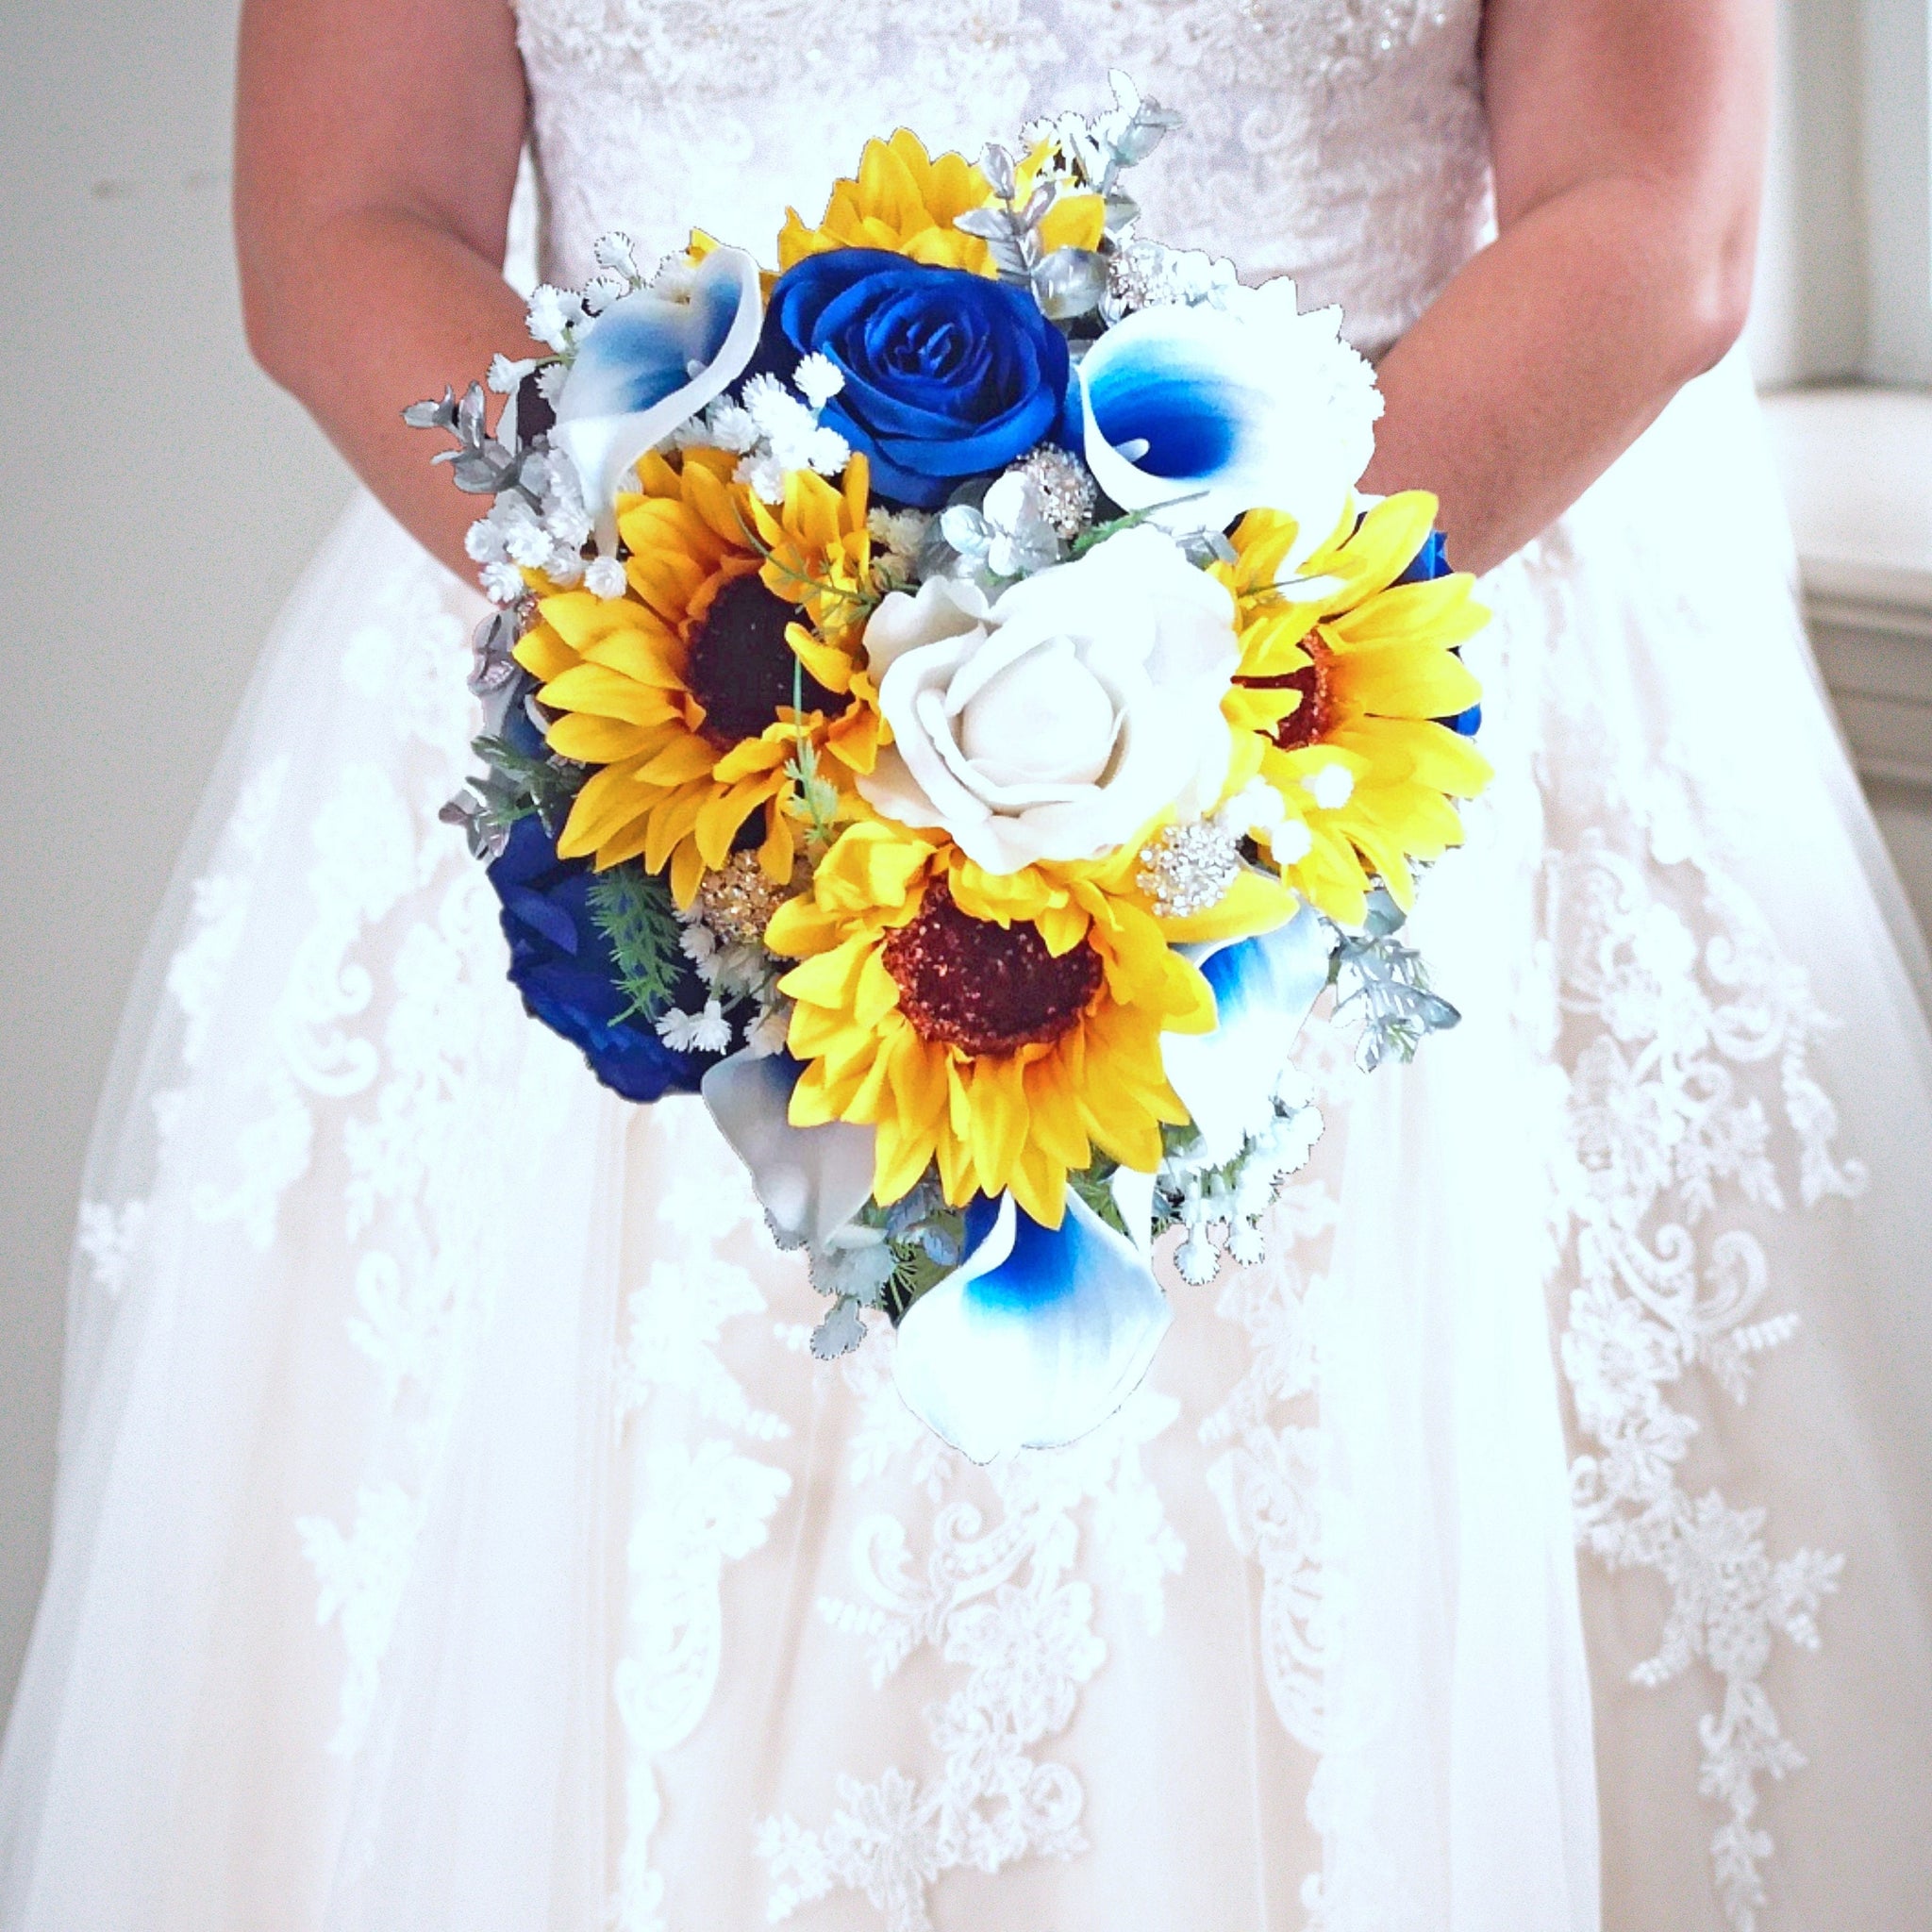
[0,0,352,1716]
[1862,0,1932,382]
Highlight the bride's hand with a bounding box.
[1362,0,1773,575]
[235,0,532,580]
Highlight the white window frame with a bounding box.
[1862,0,1932,380]
[1750,0,1932,387]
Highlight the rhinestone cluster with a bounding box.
[694,849,791,947]
[1008,445,1100,541]
[1136,819,1242,920]
[1103,242,1174,320]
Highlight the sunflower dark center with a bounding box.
[883,881,1103,1058]
[1241,641,1335,752]
[684,573,839,747]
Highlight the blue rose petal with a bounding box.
[485,815,715,1104]
[1395,528,1449,584]
[892,1190,1173,1464]
[758,251,1072,508]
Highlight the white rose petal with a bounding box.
[858,525,1240,874]
[958,641,1118,789]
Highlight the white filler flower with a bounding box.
[858,525,1240,874]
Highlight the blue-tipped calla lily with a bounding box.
[700,1048,875,1250]
[1077,281,1381,566]
[892,1189,1172,1464]
[1162,902,1337,1163]
[551,247,765,551]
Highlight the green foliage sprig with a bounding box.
[587,862,688,1022]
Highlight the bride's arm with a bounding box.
[234,0,531,578]
[1360,0,1772,575]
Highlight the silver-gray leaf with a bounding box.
[808,1296,869,1359]
[403,391,457,431]
[952,205,1012,242]
[1032,249,1108,321]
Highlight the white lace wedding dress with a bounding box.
[6,4,1932,1929]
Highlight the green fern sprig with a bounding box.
[587,862,687,1021]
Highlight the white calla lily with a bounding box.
[551,247,765,551]
[1078,278,1383,568]
[700,1049,875,1250]
[1162,903,1337,1163]
[892,1189,1171,1464]
[859,525,1240,874]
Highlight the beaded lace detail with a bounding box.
[510,0,1491,355]
[610,1138,795,1932]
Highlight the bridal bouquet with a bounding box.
[416,75,1491,1460]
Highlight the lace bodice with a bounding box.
[512,0,1492,358]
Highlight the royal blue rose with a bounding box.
[486,814,714,1104]
[758,250,1074,508]
[1394,528,1482,739]
[1395,528,1449,587]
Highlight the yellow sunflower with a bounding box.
[776,129,1105,275]
[512,447,884,904]
[1214,491,1494,926]
[764,817,1294,1225]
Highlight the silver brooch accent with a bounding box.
[1137,819,1242,919]
[1008,443,1100,541]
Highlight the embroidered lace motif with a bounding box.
[509,0,1490,355]
[280,563,526,1757]
[610,1124,794,1932]
[757,1333,1184,1932]
[1553,818,1861,1932]
[76,758,291,1290]
[1199,1023,1403,1932]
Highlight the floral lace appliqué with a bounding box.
[293,564,528,1758]
[611,1124,796,1932]
[1553,828,1862,1932]
[758,1336,1183,1932]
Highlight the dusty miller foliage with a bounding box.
[957,80,1180,323]
[438,608,583,862]
[403,384,528,497]
[1332,891,1462,1071]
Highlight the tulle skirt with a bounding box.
[4,351,1930,1932]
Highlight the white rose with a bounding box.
[858,525,1240,874]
